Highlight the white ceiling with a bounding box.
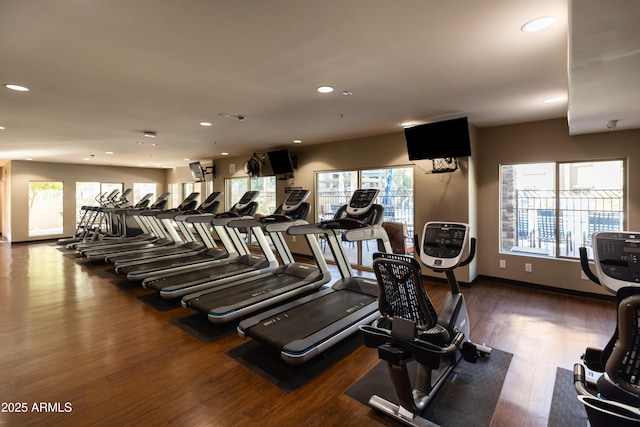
[0,0,637,168]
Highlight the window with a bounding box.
[133,183,157,205]
[500,160,624,258]
[28,181,64,237]
[168,183,180,209]
[183,182,195,200]
[316,167,414,268]
[225,176,276,215]
[76,182,100,226]
[100,182,124,205]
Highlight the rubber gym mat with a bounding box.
[137,292,182,312]
[169,312,238,344]
[346,348,512,426]
[548,367,588,427]
[226,333,364,393]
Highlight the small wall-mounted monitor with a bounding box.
[268,149,296,178]
[405,116,471,160]
[189,161,206,182]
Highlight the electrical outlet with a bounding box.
[499,259,506,269]
[525,263,532,272]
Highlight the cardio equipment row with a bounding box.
[70,187,493,426]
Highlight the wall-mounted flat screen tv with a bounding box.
[189,161,206,182]
[268,149,296,176]
[405,116,471,160]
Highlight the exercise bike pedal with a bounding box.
[461,342,480,363]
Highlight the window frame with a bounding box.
[499,158,626,260]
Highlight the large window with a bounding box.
[76,182,101,225]
[133,183,157,205]
[225,176,276,215]
[28,181,64,237]
[168,183,180,209]
[500,160,625,258]
[316,167,413,268]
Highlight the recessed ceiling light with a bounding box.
[521,16,554,33]
[184,158,190,161]
[105,151,114,154]
[293,139,302,144]
[0,126,5,130]
[25,157,33,161]
[83,158,91,161]
[317,85,334,94]
[151,143,158,147]
[200,122,212,127]
[341,90,353,96]
[143,131,156,138]
[221,152,229,156]
[543,97,562,103]
[401,122,414,128]
[137,142,144,145]
[4,83,30,92]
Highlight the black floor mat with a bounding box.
[226,334,364,393]
[110,279,142,291]
[346,348,512,427]
[548,367,588,427]
[136,292,182,312]
[169,312,238,343]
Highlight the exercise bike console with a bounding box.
[420,222,469,270]
[591,231,640,293]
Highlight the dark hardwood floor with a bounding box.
[0,241,616,426]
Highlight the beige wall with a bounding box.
[6,117,638,293]
[209,131,477,282]
[6,161,166,242]
[476,118,640,295]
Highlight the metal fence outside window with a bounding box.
[514,189,623,257]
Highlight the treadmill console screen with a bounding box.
[282,189,310,212]
[203,191,222,203]
[346,189,379,216]
[420,222,468,269]
[236,191,259,209]
[593,231,640,293]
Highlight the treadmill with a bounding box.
[142,191,280,299]
[78,192,194,258]
[181,189,332,324]
[237,188,392,364]
[123,191,258,282]
[106,191,223,265]
[70,191,167,250]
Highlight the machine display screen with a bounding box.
[349,189,377,209]
[285,189,306,205]
[422,223,466,259]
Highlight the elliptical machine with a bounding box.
[360,221,491,427]
[575,231,640,426]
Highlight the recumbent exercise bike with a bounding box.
[575,231,640,426]
[360,221,491,427]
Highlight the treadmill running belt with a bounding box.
[188,273,302,311]
[146,262,249,290]
[247,291,376,348]
[123,253,221,275]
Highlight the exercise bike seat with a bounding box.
[360,253,461,368]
